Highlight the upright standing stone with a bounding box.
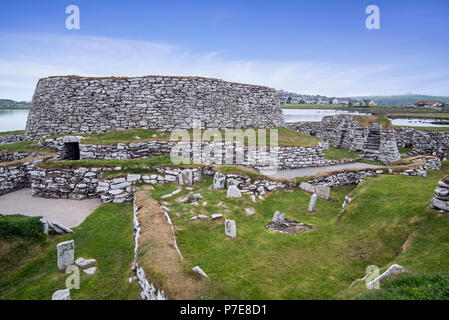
[272,211,285,226]
[308,194,318,212]
[225,219,237,238]
[315,186,330,200]
[213,172,226,190]
[179,169,193,185]
[57,240,74,271]
[227,185,242,198]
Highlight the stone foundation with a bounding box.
[286,115,401,164]
[394,127,449,158]
[0,133,25,145]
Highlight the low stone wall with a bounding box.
[312,165,427,187]
[0,157,46,195]
[98,167,201,203]
[394,127,449,158]
[41,136,353,170]
[409,156,441,171]
[287,115,401,164]
[0,133,25,145]
[30,165,201,202]
[212,171,296,200]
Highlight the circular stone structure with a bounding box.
[25,75,285,140]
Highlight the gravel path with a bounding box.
[260,162,381,179]
[0,188,102,227]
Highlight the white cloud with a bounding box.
[0,32,447,100]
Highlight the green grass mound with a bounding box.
[54,127,321,147]
[358,273,449,300]
[324,147,361,161]
[0,215,44,239]
[0,130,24,136]
[0,141,53,155]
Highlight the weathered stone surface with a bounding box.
[300,182,315,194]
[272,211,285,226]
[315,186,330,200]
[431,197,449,211]
[192,266,210,280]
[57,240,74,271]
[287,115,400,164]
[51,289,71,300]
[25,75,285,140]
[211,214,223,220]
[308,194,317,212]
[367,264,407,289]
[179,169,193,185]
[225,219,237,238]
[83,267,97,275]
[213,172,226,190]
[75,257,97,269]
[245,208,255,215]
[227,185,242,198]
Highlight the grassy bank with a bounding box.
[58,127,322,147]
[0,141,53,155]
[0,203,140,300]
[0,130,24,136]
[149,162,449,299]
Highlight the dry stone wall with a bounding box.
[286,115,401,164]
[30,166,201,202]
[394,127,449,158]
[0,157,46,195]
[25,75,285,140]
[0,133,25,145]
[41,136,353,170]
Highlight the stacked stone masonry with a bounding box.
[25,75,285,140]
[312,166,428,187]
[0,157,45,195]
[430,179,449,212]
[286,115,401,164]
[41,136,356,170]
[288,121,449,160]
[0,134,25,145]
[394,127,449,159]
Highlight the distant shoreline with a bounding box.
[0,106,30,110]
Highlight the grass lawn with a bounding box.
[324,147,361,161]
[398,147,413,154]
[0,203,140,300]
[0,130,24,136]
[0,141,53,155]
[67,127,322,147]
[389,113,449,120]
[149,163,449,299]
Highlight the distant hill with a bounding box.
[0,99,31,107]
[356,94,449,106]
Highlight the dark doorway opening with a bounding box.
[63,142,80,160]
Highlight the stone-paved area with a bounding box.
[0,188,101,227]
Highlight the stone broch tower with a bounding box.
[25,75,285,140]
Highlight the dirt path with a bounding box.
[0,188,102,227]
[260,162,381,179]
[134,186,209,300]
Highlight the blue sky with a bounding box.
[1,0,448,100]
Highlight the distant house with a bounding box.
[368,100,377,106]
[340,100,349,106]
[414,101,444,108]
[331,98,339,105]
